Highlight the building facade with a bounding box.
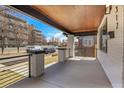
[0,12,29,47]
[97,5,124,87]
[33,29,44,45]
[28,28,45,45]
[0,12,45,47]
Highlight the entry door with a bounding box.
[75,36,96,57]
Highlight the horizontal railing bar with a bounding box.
[0,62,28,71]
[0,54,30,60]
[0,73,25,84]
[0,72,18,80]
[0,75,26,88]
[8,64,28,70]
[1,58,28,65]
[0,71,29,80]
[11,66,29,73]
[0,68,29,76]
[0,70,12,76]
[0,71,28,80]
[0,61,28,68]
[10,68,29,74]
[17,70,29,74]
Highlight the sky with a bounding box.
[20,14,67,42]
[4,6,67,42]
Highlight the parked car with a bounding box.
[43,47,56,54]
[43,48,49,54]
[26,45,43,53]
[49,48,56,53]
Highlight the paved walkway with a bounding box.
[9,58,112,88]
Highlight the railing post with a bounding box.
[28,54,31,78]
[29,50,44,77]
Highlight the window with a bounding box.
[99,18,108,53]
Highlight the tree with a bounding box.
[0,7,9,54]
[17,27,25,53]
[12,20,28,53]
[7,8,28,53]
[27,25,35,45]
[0,6,33,54]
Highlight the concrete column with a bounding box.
[30,51,44,77]
[58,48,67,62]
[67,35,75,57]
[66,48,71,58]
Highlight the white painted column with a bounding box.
[30,52,44,77]
[58,48,67,62]
[67,35,75,58]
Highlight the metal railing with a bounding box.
[0,54,31,87]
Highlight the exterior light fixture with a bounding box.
[106,5,112,14]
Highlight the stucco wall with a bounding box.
[97,5,124,88]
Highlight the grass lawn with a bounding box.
[45,53,58,65]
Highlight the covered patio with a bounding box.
[9,58,112,88]
[5,5,114,88]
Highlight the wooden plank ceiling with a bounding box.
[12,5,106,34]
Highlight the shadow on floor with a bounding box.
[9,59,112,88]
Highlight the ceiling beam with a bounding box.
[72,28,97,33]
[74,31,97,36]
[11,5,73,34]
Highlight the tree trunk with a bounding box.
[17,46,19,53]
[1,47,4,54]
[1,35,4,54]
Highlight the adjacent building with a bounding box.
[30,29,44,45]
[0,12,45,47]
[0,12,29,47]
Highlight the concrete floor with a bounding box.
[9,58,112,88]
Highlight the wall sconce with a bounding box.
[106,5,112,14]
[108,31,115,39]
